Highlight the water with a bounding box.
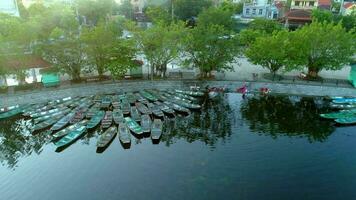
[1,93,356,200]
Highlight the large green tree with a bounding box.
[197,6,236,31]
[245,31,290,76]
[170,0,212,21]
[286,22,356,78]
[183,24,239,78]
[134,22,186,79]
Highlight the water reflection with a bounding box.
[240,95,335,142]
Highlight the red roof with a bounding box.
[318,0,331,6]
[285,9,312,21]
[2,55,51,70]
[344,2,355,9]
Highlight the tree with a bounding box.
[196,6,236,31]
[116,0,134,20]
[182,24,240,78]
[145,6,171,25]
[286,22,356,78]
[75,0,116,25]
[245,31,290,76]
[170,0,212,21]
[220,0,243,14]
[134,22,186,79]
[312,9,333,23]
[81,21,137,79]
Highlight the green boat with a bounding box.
[130,106,141,122]
[126,92,137,104]
[121,100,130,115]
[101,111,113,129]
[51,112,75,131]
[335,117,356,124]
[141,114,151,133]
[101,95,112,108]
[87,110,105,129]
[53,120,88,139]
[118,123,131,144]
[320,110,356,119]
[175,89,204,97]
[33,108,71,124]
[125,117,143,135]
[0,106,25,119]
[30,108,61,118]
[113,109,124,125]
[97,126,117,148]
[0,105,19,113]
[33,114,64,132]
[135,93,149,104]
[140,90,158,102]
[135,102,151,115]
[54,125,87,148]
[86,103,101,119]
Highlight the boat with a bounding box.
[50,112,75,131]
[135,102,151,115]
[121,100,130,115]
[173,92,198,101]
[30,108,61,118]
[86,103,101,119]
[332,98,356,104]
[154,101,175,115]
[97,126,117,148]
[130,106,141,122]
[125,117,143,135]
[175,89,204,97]
[93,94,102,103]
[113,109,124,125]
[33,114,64,132]
[70,108,88,124]
[147,103,164,118]
[329,103,356,109]
[0,106,26,119]
[140,90,158,102]
[87,110,105,129]
[335,117,356,125]
[164,93,192,103]
[141,114,152,133]
[101,95,112,108]
[171,99,201,110]
[33,108,71,124]
[151,119,163,140]
[0,105,19,113]
[164,101,190,114]
[147,90,167,101]
[208,91,219,99]
[126,93,137,105]
[135,93,149,104]
[52,120,88,139]
[54,125,87,148]
[23,105,53,117]
[112,95,121,109]
[48,96,72,105]
[320,110,356,119]
[101,111,113,128]
[118,123,131,144]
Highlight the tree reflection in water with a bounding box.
[240,95,335,142]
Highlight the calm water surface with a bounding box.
[1,93,356,200]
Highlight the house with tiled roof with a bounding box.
[282,9,312,29]
[317,0,331,10]
[341,2,356,15]
[290,0,318,10]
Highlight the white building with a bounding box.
[0,0,20,16]
[242,0,279,19]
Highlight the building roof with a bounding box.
[2,55,51,70]
[343,2,355,9]
[318,0,331,6]
[285,9,312,21]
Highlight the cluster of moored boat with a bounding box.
[0,89,204,149]
[320,97,356,125]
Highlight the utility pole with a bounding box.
[171,0,174,21]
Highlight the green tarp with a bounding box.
[41,73,60,87]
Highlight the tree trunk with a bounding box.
[307,67,319,78]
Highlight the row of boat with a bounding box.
[320,96,356,125]
[0,89,205,150]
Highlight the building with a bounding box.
[0,0,19,16]
[290,0,318,10]
[341,2,356,15]
[242,0,280,19]
[317,0,331,10]
[22,0,74,8]
[283,9,312,29]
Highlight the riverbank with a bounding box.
[1,79,355,106]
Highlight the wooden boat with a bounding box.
[164,93,192,104]
[146,90,167,101]
[118,123,131,144]
[48,96,72,105]
[320,110,356,119]
[112,95,121,109]
[93,94,102,103]
[335,117,356,124]
[175,89,204,97]
[332,98,356,104]
[126,93,137,105]
[97,126,117,148]
[154,101,175,115]
[86,103,101,119]
[140,90,158,102]
[101,95,112,108]
[141,114,152,133]
[151,119,163,140]
[135,102,151,115]
[121,100,131,115]
[33,108,71,124]
[135,93,149,104]
[70,108,88,124]
[33,114,64,132]
[330,103,356,109]
[50,112,75,131]
[173,92,198,101]
[208,91,219,99]
[130,106,141,122]
[147,103,164,118]
[54,125,87,148]
[30,108,61,118]
[164,101,190,114]
[87,110,105,129]
[23,104,53,117]
[0,105,19,113]
[53,120,88,139]
[101,111,113,128]
[113,109,124,125]
[125,117,143,135]
[172,99,201,110]
[0,106,25,119]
